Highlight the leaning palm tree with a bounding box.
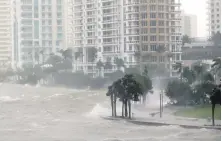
[173,62,183,82]
[96,60,104,77]
[192,64,206,83]
[114,58,125,71]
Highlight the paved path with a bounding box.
[130,105,221,129]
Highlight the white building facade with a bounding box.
[0,0,13,69]
[14,0,67,68]
[207,0,221,36]
[69,0,182,77]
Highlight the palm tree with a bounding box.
[106,74,143,119]
[60,48,73,60]
[104,61,112,71]
[96,60,104,77]
[211,58,221,84]
[173,62,183,82]
[210,84,221,126]
[182,67,196,84]
[210,32,221,47]
[167,52,173,77]
[40,50,45,65]
[88,47,97,77]
[134,51,142,73]
[156,45,166,53]
[74,50,83,72]
[182,35,191,46]
[35,52,40,65]
[192,64,206,83]
[114,58,125,71]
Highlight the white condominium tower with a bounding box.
[70,0,182,77]
[207,0,221,36]
[15,0,67,68]
[0,0,13,69]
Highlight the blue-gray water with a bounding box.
[0,84,220,141]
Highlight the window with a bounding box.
[150,28,156,33]
[159,28,164,33]
[141,28,148,34]
[151,56,157,62]
[142,36,148,41]
[150,13,156,18]
[150,5,156,11]
[158,5,164,11]
[159,21,164,26]
[150,21,156,26]
[159,56,165,62]
[129,56,132,62]
[150,45,157,51]
[158,13,164,18]
[57,0,62,4]
[141,13,147,19]
[129,45,132,51]
[142,45,148,51]
[150,36,156,41]
[141,21,147,26]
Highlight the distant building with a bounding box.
[0,0,13,70]
[182,37,220,67]
[181,11,197,38]
[207,0,221,36]
[14,0,67,68]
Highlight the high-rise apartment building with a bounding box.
[181,11,197,37]
[14,0,67,68]
[69,0,182,77]
[207,0,221,36]
[0,0,13,69]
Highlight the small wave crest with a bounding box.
[86,103,111,118]
[0,96,21,102]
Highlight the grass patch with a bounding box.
[174,105,221,120]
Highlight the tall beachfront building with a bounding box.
[69,0,182,77]
[0,0,13,69]
[207,0,221,36]
[14,0,67,68]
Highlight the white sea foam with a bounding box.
[47,93,65,99]
[0,96,21,102]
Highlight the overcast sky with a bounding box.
[181,0,208,37]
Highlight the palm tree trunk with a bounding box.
[143,93,146,105]
[114,94,117,117]
[128,99,131,119]
[122,101,124,117]
[111,94,114,117]
[124,99,128,117]
[212,103,215,126]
